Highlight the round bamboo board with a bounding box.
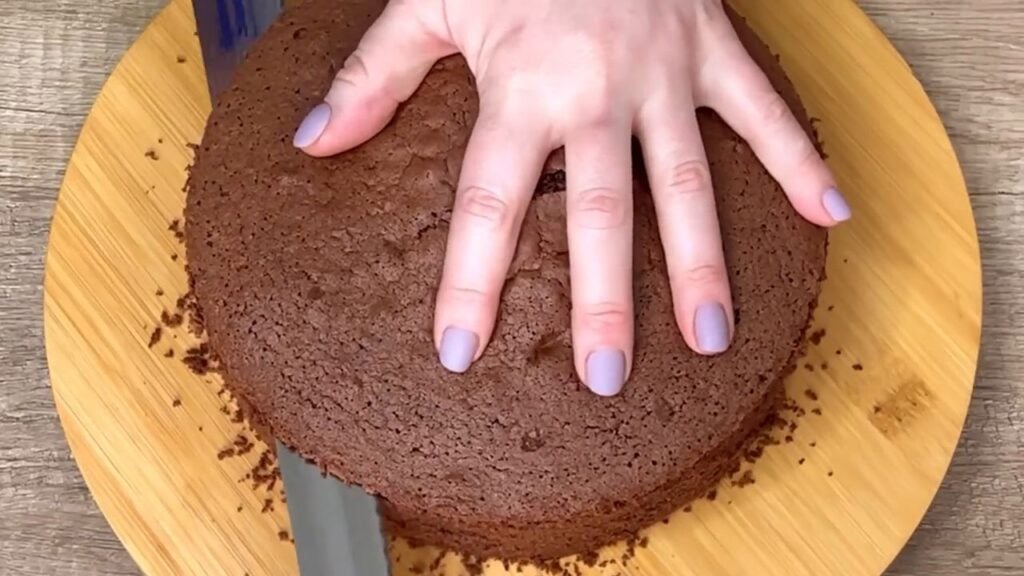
[43,0,981,574]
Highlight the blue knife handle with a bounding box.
[193,0,284,98]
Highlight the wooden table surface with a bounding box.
[0,1,1020,574]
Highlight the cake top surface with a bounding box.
[186,0,826,529]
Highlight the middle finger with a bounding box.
[565,118,635,396]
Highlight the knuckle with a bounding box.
[790,137,822,172]
[570,93,619,131]
[577,304,632,333]
[681,264,729,287]
[334,51,371,89]
[440,285,492,308]
[436,282,495,313]
[457,186,512,229]
[664,160,713,199]
[573,187,628,230]
[694,0,727,27]
[757,93,792,128]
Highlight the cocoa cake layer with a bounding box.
[185,0,827,561]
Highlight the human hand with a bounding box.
[292,0,851,396]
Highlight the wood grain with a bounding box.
[2,1,1022,575]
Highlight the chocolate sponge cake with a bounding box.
[185,0,827,561]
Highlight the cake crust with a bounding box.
[185,0,827,561]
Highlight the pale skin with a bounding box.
[292,0,851,397]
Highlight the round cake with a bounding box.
[185,0,827,561]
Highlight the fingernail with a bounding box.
[695,303,731,355]
[439,327,478,373]
[293,102,332,148]
[822,187,852,222]
[586,348,626,397]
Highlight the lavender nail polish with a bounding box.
[292,102,332,149]
[695,303,731,355]
[586,349,626,397]
[822,187,852,222]
[439,327,478,373]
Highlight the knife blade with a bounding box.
[277,441,392,576]
[192,2,392,574]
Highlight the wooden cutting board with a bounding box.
[43,0,982,574]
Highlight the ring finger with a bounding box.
[638,90,733,355]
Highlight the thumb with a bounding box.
[293,1,455,156]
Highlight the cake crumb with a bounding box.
[261,498,274,513]
[803,363,814,372]
[827,305,835,312]
[835,349,842,356]
[277,529,290,541]
[809,441,817,448]
[784,435,794,443]
[183,342,218,376]
[732,470,755,488]
[161,309,184,328]
[167,219,185,242]
[233,433,255,456]
[853,363,864,371]
[171,398,182,408]
[705,489,717,502]
[819,361,829,370]
[809,329,826,345]
[145,149,160,161]
[622,536,640,563]
[176,55,187,63]
[217,447,236,460]
[249,449,281,492]
[463,555,485,576]
[827,470,834,477]
[798,457,805,465]
[578,549,599,567]
[147,326,162,348]
[163,348,175,358]
[811,408,822,415]
[236,504,243,512]
[171,253,179,261]
[804,389,818,401]
[682,505,692,513]
[155,288,164,297]
[427,551,445,572]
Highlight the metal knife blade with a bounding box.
[278,441,392,576]
[193,2,391,574]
